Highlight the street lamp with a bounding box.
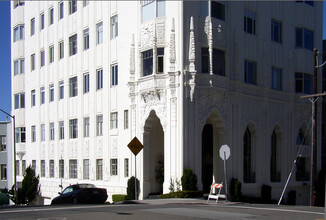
[0,108,17,197]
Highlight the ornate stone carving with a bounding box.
[84,140,89,157]
[140,20,165,51]
[129,34,135,75]
[111,137,118,157]
[49,143,54,158]
[188,16,196,102]
[97,139,102,157]
[169,18,176,71]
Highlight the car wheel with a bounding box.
[73,198,78,204]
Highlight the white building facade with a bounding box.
[11,0,323,205]
[0,121,13,191]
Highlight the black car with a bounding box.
[51,184,108,205]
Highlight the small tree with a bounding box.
[181,169,197,191]
[126,176,140,200]
[16,166,40,205]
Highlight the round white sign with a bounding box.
[219,144,230,160]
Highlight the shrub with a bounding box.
[160,190,203,199]
[181,169,197,191]
[112,194,127,203]
[0,193,9,206]
[261,185,272,203]
[127,176,140,200]
[229,178,242,202]
[287,190,296,205]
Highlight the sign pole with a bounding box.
[223,152,228,201]
[135,155,137,200]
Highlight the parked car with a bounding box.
[51,184,108,205]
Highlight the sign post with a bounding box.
[127,137,144,200]
[219,144,230,201]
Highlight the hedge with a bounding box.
[112,194,127,203]
[160,191,203,199]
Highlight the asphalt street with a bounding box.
[0,198,324,220]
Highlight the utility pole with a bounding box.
[300,48,326,206]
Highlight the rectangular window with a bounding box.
[83,28,89,50]
[96,115,103,136]
[14,59,24,75]
[83,0,89,7]
[0,136,6,151]
[295,72,313,94]
[14,60,19,75]
[22,160,26,176]
[49,7,54,25]
[30,18,35,36]
[124,110,129,129]
[59,41,64,59]
[84,73,90,93]
[110,112,118,129]
[69,0,77,15]
[141,0,165,22]
[84,117,89,137]
[49,160,54,178]
[40,13,44,30]
[69,76,78,97]
[69,34,77,56]
[296,28,314,50]
[14,93,25,109]
[96,159,103,180]
[59,1,64,20]
[15,127,26,143]
[110,159,118,176]
[31,125,36,142]
[32,160,36,171]
[83,159,89,179]
[211,1,225,21]
[50,122,55,141]
[69,159,77,179]
[59,159,64,178]
[96,22,103,45]
[31,89,35,107]
[201,48,225,75]
[16,160,20,177]
[142,49,153,76]
[41,160,45,177]
[69,119,78,139]
[244,10,256,35]
[49,84,54,102]
[244,60,257,85]
[13,0,25,9]
[49,45,54,63]
[124,158,129,177]
[59,121,64,139]
[272,67,282,90]
[13,24,24,42]
[0,164,7,180]
[41,124,45,141]
[157,48,164,73]
[40,50,45,67]
[59,81,64,100]
[31,54,35,71]
[97,69,103,90]
[111,64,118,86]
[271,19,282,43]
[40,87,45,104]
[111,15,118,39]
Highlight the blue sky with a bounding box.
[0,1,325,120]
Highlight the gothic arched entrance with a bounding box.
[143,110,164,198]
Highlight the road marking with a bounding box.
[222,205,324,215]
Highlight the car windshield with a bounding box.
[62,186,73,194]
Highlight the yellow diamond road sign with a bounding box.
[128,137,144,156]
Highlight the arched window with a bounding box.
[271,130,281,182]
[244,126,255,183]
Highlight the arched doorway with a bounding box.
[143,110,164,197]
[202,124,213,193]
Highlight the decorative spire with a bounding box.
[129,34,135,75]
[189,16,196,72]
[153,23,157,75]
[208,18,213,75]
[169,18,176,72]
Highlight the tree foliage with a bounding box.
[16,166,40,205]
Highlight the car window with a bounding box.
[62,186,73,194]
